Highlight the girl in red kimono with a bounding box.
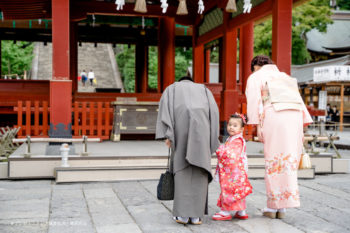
[212,114,252,221]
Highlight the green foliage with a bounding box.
[253,0,333,65]
[1,41,33,76]
[148,46,158,90]
[175,47,192,81]
[117,45,193,92]
[116,44,135,93]
[337,0,350,10]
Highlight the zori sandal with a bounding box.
[234,212,249,220]
[173,216,189,225]
[212,213,232,221]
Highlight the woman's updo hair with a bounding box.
[230,113,247,127]
[251,55,274,72]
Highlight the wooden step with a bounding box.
[55,165,315,183]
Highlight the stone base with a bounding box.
[45,144,76,155]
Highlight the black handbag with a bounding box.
[157,148,174,200]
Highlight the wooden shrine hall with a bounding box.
[0,0,301,140]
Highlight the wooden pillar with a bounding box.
[309,87,314,106]
[0,41,1,77]
[70,22,78,93]
[193,44,204,83]
[50,0,72,138]
[272,0,292,74]
[205,49,210,83]
[136,42,148,93]
[220,13,238,122]
[340,84,344,131]
[240,22,254,92]
[158,17,175,92]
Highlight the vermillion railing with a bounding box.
[14,100,49,137]
[14,101,113,140]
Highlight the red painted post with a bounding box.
[74,102,79,136]
[43,101,48,136]
[70,22,78,93]
[241,22,254,92]
[158,17,175,92]
[205,49,211,83]
[272,0,292,74]
[51,0,72,137]
[104,102,110,138]
[136,43,149,93]
[220,15,238,121]
[82,102,87,136]
[193,44,205,83]
[89,102,95,136]
[97,102,103,137]
[17,101,23,136]
[34,101,39,136]
[25,101,31,136]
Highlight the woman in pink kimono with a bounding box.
[245,55,313,219]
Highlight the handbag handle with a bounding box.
[167,148,173,173]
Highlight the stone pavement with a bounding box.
[1,173,350,233]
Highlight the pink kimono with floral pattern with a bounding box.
[216,133,252,211]
[245,64,313,209]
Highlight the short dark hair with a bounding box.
[179,76,193,82]
[251,55,274,72]
[229,114,246,127]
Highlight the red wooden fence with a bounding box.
[14,101,113,140]
[14,100,256,141]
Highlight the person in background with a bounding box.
[81,70,87,87]
[88,69,95,86]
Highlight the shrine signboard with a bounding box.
[313,66,350,82]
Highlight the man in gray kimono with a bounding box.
[156,76,220,225]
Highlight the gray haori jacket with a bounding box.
[156,80,220,181]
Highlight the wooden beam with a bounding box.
[72,2,196,24]
[197,25,224,46]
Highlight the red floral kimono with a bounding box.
[216,133,252,211]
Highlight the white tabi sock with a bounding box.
[263,207,277,212]
[219,210,230,216]
[278,208,286,213]
[237,210,246,216]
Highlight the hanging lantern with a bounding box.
[115,0,125,11]
[243,0,252,13]
[226,0,237,13]
[177,0,188,15]
[161,0,168,14]
[134,0,147,13]
[198,0,205,14]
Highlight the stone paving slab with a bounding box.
[1,174,350,233]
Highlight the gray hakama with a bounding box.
[156,80,220,218]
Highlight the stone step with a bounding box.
[54,165,315,183]
[8,153,329,179]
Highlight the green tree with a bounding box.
[337,0,350,10]
[1,41,33,76]
[254,0,333,64]
[116,44,135,93]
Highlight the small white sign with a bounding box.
[313,65,350,82]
